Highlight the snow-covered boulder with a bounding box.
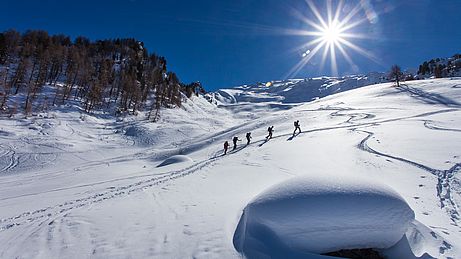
[233,175,415,258]
[157,155,193,167]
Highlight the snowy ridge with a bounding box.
[212,72,387,105]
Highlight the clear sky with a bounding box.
[1,0,460,90]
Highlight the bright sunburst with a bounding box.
[321,20,343,44]
[284,0,379,78]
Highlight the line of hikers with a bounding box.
[223,120,302,155]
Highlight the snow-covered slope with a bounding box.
[1,78,461,258]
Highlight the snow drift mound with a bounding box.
[157,155,193,167]
[233,175,415,258]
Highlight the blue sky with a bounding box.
[1,0,460,90]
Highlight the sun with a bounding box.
[321,21,343,44]
[284,0,379,78]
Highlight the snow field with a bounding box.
[0,78,460,258]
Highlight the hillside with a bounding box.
[417,54,461,78]
[0,78,460,258]
[0,30,205,120]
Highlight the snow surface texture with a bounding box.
[0,78,460,258]
[233,175,415,257]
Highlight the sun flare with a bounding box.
[284,0,378,78]
[321,21,343,44]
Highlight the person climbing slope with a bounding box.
[293,120,301,135]
[266,126,274,140]
[224,141,229,155]
[233,136,241,150]
[246,132,252,145]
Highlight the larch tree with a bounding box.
[389,65,403,87]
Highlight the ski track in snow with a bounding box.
[329,109,376,124]
[254,107,459,144]
[0,139,65,174]
[349,83,461,229]
[355,129,461,226]
[0,152,220,231]
[0,144,18,172]
[322,94,461,229]
[423,120,461,133]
